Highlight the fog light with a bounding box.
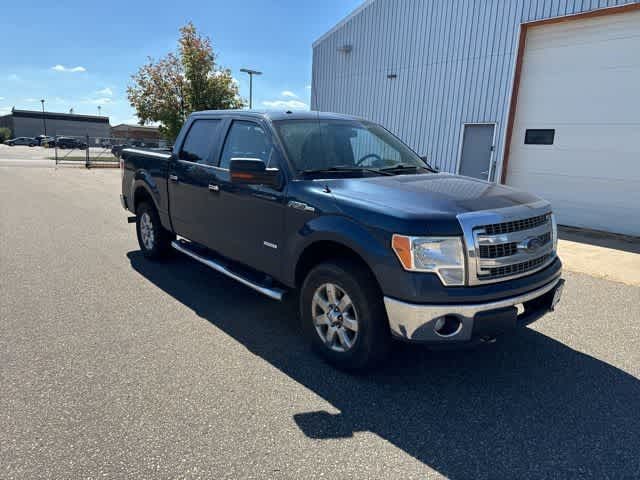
[434,315,462,337]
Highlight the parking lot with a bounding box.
[1,165,639,479]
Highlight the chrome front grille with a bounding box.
[485,253,552,279]
[478,232,551,259]
[457,201,557,285]
[482,214,550,235]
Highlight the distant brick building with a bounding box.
[110,124,165,147]
[0,108,110,139]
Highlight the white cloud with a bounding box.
[52,64,87,73]
[82,97,113,105]
[8,74,20,81]
[97,87,113,96]
[24,98,38,102]
[262,100,309,110]
[0,107,12,115]
[0,97,4,101]
[281,90,298,98]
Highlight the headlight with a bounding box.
[551,213,558,252]
[392,235,465,286]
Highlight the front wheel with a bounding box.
[135,201,173,259]
[300,260,391,371]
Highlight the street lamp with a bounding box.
[40,99,47,136]
[240,68,262,109]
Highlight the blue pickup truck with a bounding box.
[120,110,564,370]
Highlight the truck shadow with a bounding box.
[128,251,640,479]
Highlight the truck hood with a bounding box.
[323,173,544,234]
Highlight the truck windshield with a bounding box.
[273,119,431,175]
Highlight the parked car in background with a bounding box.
[4,137,37,147]
[111,144,129,158]
[120,110,564,370]
[39,136,56,147]
[34,135,52,146]
[56,137,88,149]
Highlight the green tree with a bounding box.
[127,22,244,142]
[0,127,11,143]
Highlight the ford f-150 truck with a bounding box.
[120,110,564,370]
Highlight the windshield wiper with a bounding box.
[300,166,394,176]
[380,164,435,173]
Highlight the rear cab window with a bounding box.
[179,119,222,164]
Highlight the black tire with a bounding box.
[300,260,391,371]
[135,201,173,260]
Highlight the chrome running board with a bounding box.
[171,240,286,301]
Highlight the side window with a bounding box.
[179,119,221,164]
[219,121,271,169]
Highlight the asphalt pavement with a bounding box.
[1,166,639,479]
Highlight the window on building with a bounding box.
[525,129,555,145]
[179,119,221,164]
[219,121,272,169]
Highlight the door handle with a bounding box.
[169,174,178,182]
[208,184,220,192]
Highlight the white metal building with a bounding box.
[312,0,640,236]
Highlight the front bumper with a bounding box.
[385,277,564,343]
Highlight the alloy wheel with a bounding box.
[140,212,155,250]
[311,283,359,352]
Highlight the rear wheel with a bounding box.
[135,201,173,259]
[300,260,391,370]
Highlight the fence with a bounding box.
[51,135,166,168]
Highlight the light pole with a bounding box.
[40,99,47,136]
[240,68,262,109]
[97,105,101,116]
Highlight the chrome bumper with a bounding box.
[384,277,563,343]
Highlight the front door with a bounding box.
[458,124,495,181]
[206,119,285,279]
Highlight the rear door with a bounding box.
[206,119,286,278]
[168,118,224,244]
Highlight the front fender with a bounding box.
[283,214,395,287]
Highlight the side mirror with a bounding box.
[229,158,282,189]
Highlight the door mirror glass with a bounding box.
[229,158,281,189]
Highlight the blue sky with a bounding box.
[0,0,361,125]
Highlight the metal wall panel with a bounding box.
[12,116,111,139]
[312,0,638,179]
